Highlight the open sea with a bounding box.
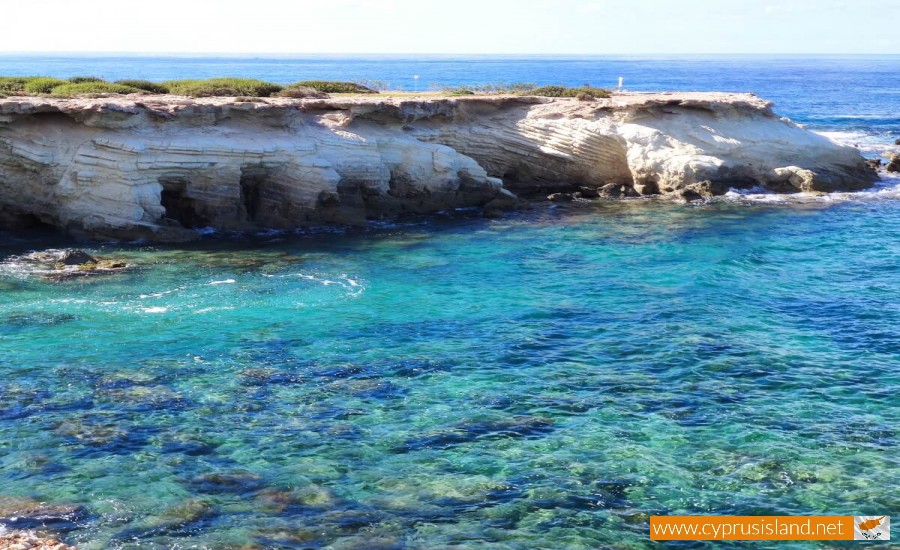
[1,55,899,549]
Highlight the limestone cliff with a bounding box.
[0,92,876,241]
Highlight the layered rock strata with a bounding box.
[0,92,876,241]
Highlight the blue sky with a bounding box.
[3,0,897,54]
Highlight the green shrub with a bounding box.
[50,82,142,96]
[442,82,536,95]
[525,86,611,98]
[506,82,537,92]
[275,85,328,99]
[0,76,41,93]
[115,80,170,94]
[291,80,377,94]
[163,78,283,97]
[68,76,104,83]
[23,77,68,94]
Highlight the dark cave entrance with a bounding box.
[159,178,208,228]
[239,166,268,223]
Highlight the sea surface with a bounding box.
[1,55,899,549]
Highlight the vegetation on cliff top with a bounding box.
[51,82,143,96]
[162,78,283,98]
[23,77,69,94]
[275,85,329,99]
[290,81,377,94]
[443,82,611,98]
[526,85,611,98]
[0,75,611,100]
[115,79,170,94]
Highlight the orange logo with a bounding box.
[858,517,885,531]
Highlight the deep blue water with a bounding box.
[1,56,899,549]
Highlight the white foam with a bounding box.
[277,272,367,298]
[141,306,168,313]
[139,287,184,299]
[722,173,900,205]
[193,306,236,314]
[209,279,236,285]
[815,130,898,156]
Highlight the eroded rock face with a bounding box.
[0,93,877,240]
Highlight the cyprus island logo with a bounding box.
[854,516,890,541]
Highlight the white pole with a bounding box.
[413,75,419,92]
[618,77,624,89]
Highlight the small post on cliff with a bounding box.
[413,75,419,93]
[618,77,624,90]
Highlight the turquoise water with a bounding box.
[1,53,899,548]
[2,197,899,548]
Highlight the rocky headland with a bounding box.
[0,92,877,241]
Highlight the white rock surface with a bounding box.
[0,92,875,240]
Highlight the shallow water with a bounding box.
[1,196,898,549]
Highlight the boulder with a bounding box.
[887,154,900,173]
[597,182,639,198]
[482,188,520,210]
[547,192,575,202]
[678,180,731,201]
[58,250,96,265]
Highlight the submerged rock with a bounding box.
[0,497,85,531]
[114,499,215,541]
[394,415,554,453]
[96,384,189,411]
[255,485,340,513]
[237,367,304,386]
[188,471,263,495]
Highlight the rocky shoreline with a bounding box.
[0,529,75,550]
[0,92,878,241]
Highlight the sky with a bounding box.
[2,0,897,55]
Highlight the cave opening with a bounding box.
[239,166,268,223]
[159,178,207,228]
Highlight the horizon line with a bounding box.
[1,51,899,57]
